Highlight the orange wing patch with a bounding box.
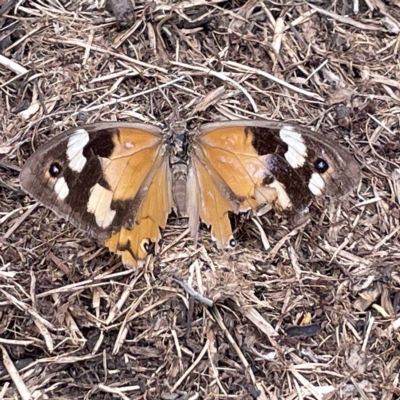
[102,128,162,201]
[195,127,279,212]
[196,126,275,211]
[85,127,164,235]
[191,160,234,248]
[104,158,172,267]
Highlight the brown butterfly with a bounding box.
[20,120,361,268]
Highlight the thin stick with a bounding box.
[171,339,210,392]
[172,276,213,307]
[80,76,186,113]
[223,60,325,101]
[0,54,28,74]
[0,346,31,400]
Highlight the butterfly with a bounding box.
[20,120,361,268]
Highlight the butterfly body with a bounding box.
[168,124,191,216]
[20,120,361,267]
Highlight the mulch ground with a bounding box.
[1,0,400,399]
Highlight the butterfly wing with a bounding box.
[20,122,173,267]
[190,120,360,247]
[104,156,172,267]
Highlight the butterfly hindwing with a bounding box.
[188,155,237,247]
[104,156,173,267]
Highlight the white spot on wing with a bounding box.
[308,173,325,196]
[269,180,292,210]
[279,126,307,168]
[87,183,116,229]
[54,177,69,199]
[67,129,90,172]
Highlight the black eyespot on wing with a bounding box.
[314,158,329,173]
[229,238,236,248]
[49,162,62,177]
[141,239,155,255]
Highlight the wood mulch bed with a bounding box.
[1,0,400,399]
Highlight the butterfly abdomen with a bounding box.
[169,130,190,216]
[171,162,188,216]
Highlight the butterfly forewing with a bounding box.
[199,121,360,198]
